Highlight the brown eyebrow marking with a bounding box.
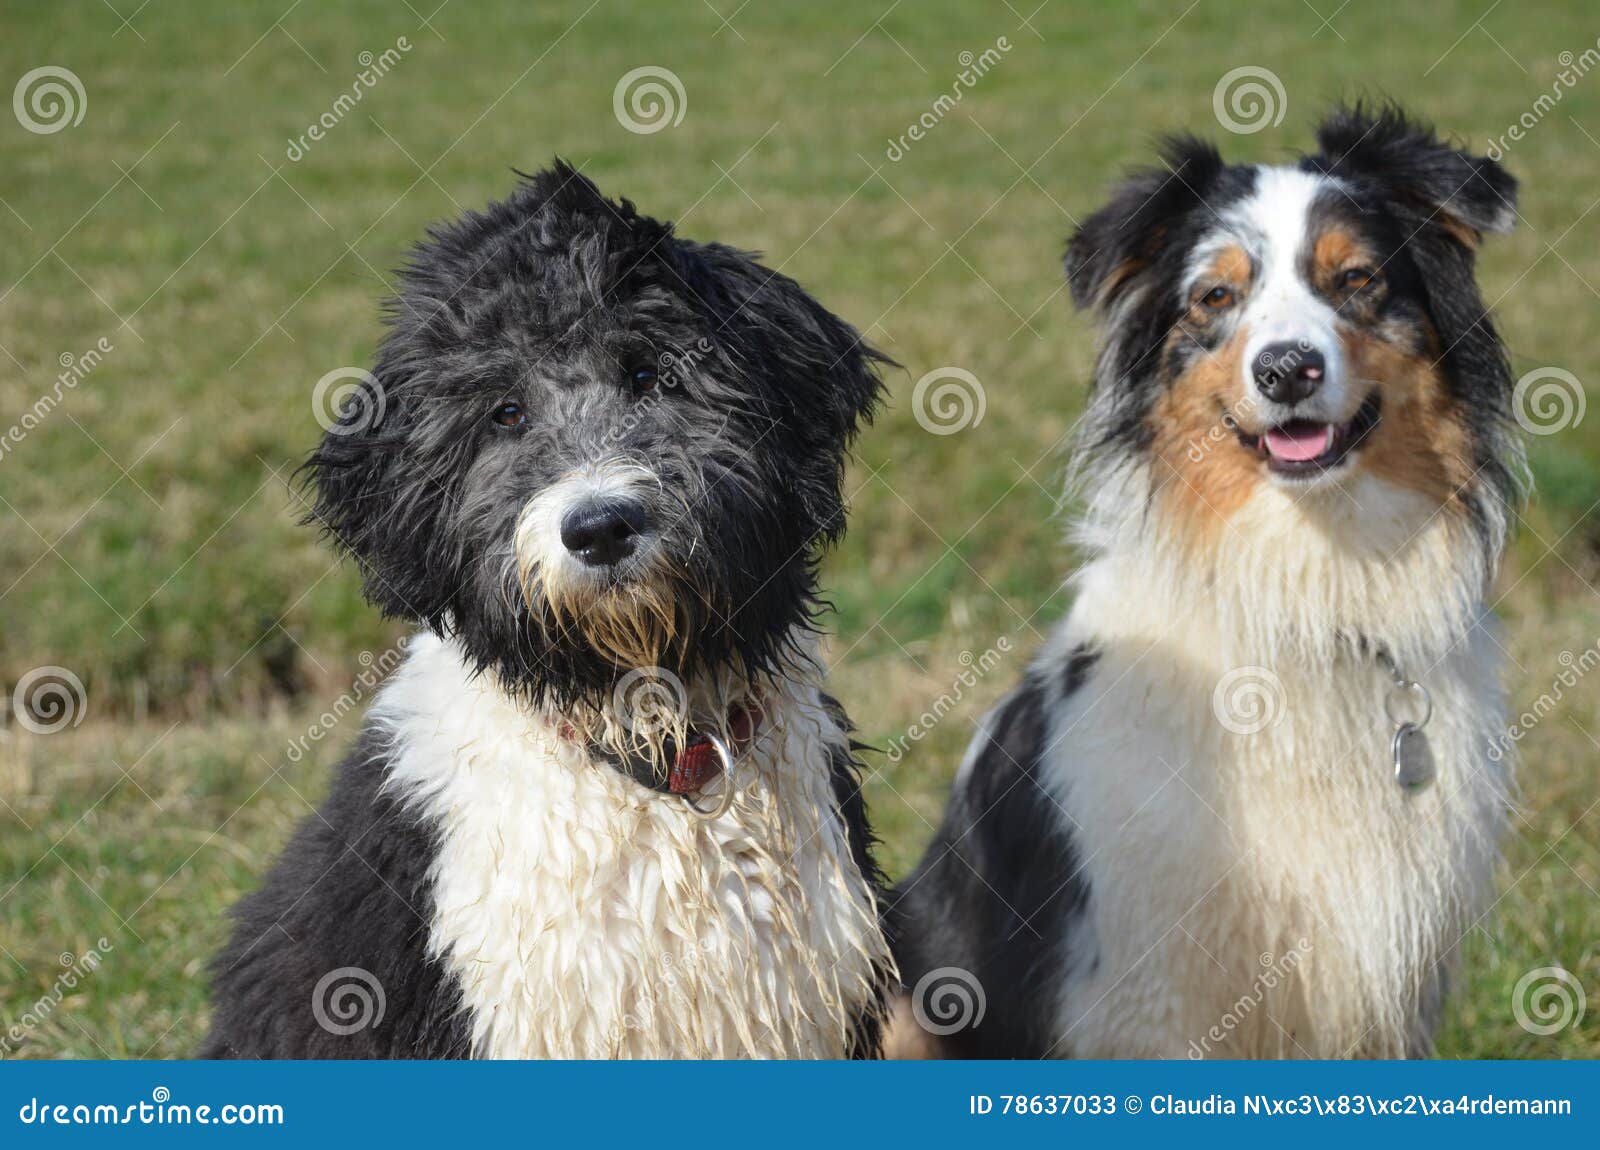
[1200,244,1252,290]
[1313,229,1369,275]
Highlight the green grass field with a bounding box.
[1,0,1596,1059]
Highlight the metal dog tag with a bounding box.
[1392,722,1435,792]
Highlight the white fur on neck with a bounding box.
[1042,461,1512,1057]
[370,633,890,1058]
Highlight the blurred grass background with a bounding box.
[1,0,1595,1058]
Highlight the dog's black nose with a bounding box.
[1253,342,1326,405]
[560,499,653,567]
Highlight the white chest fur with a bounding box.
[370,635,890,1058]
[1041,487,1512,1058]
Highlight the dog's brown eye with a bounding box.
[1202,285,1235,309]
[629,366,658,394]
[492,402,526,428]
[1341,266,1382,291]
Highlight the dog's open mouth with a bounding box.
[1234,394,1382,476]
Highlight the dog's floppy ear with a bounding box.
[1309,103,1518,245]
[298,351,459,628]
[670,240,889,442]
[1065,134,1225,312]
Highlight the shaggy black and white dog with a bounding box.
[204,163,895,1058]
[891,106,1523,1058]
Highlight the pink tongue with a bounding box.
[1264,422,1334,463]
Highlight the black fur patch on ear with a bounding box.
[666,240,891,544]
[679,244,888,430]
[298,350,453,628]
[1310,104,1524,531]
[1308,102,1518,240]
[1064,134,1226,312]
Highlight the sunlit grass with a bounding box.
[1,0,1595,1058]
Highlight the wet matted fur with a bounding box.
[203,163,896,1058]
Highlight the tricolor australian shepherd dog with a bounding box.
[203,164,896,1058]
[892,105,1524,1058]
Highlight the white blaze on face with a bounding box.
[514,462,656,586]
[1223,166,1352,421]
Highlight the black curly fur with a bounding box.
[301,160,888,707]
[204,162,891,1058]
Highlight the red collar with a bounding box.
[561,697,764,798]
[667,701,761,794]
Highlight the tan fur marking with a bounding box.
[1437,214,1481,251]
[1345,329,1471,504]
[1206,244,1252,290]
[1100,258,1145,302]
[1313,230,1365,278]
[1149,329,1262,530]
